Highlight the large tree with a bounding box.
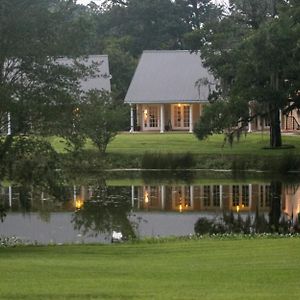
[0,0,95,177]
[187,0,300,148]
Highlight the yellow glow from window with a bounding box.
[179,204,183,213]
[144,191,149,204]
[75,198,84,210]
[178,104,181,107]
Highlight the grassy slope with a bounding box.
[108,133,300,156]
[50,133,300,156]
[1,238,300,300]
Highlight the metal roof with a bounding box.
[124,50,215,104]
[59,55,111,93]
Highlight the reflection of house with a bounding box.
[2,183,300,223]
[124,50,215,133]
[131,183,289,215]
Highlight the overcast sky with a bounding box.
[77,0,229,6]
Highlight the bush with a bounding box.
[141,152,195,169]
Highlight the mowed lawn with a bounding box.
[107,133,300,156]
[1,238,300,300]
[49,132,300,156]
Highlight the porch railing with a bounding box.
[285,115,300,131]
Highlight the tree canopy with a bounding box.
[0,0,95,178]
[188,0,300,147]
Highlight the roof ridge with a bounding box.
[142,50,194,53]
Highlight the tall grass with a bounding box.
[141,152,195,169]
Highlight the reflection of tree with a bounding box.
[0,204,6,223]
[72,181,136,239]
[269,181,282,232]
[195,182,297,234]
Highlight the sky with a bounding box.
[77,0,229,6]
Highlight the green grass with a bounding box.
[47,133,300,170]
[1,238,300,299]
[106,132,300,156]
[49,133,300,156]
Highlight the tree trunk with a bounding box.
[269,181,282,232]
[269,105,282,148]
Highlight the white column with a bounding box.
[249,184,252,209]
[8,186,12,208]
[279,109,282,130]
[190,186,194,209]
[131,185,135,209]
[189,104,193,133]
[160,104,164,133]
[248,107,252,133]
[161,185,165,209]
[219,185,223,209]
[73,185,77,206]
[130,104,134,133]
[7,113,11,135]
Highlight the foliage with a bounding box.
[0,236,23,247]
[188,0,300,148]
[99,37,137,102]
[80,91,128,154]
[141,152,195,169]
[72,180,136,239]
[0,0,96,178]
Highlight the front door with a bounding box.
[172,104,190,130]
[142,105,160,130]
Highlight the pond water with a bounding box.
[0,171,299,244]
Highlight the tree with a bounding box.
[80,91,128,155]
[96,0,191,56]
[99,36,137,102]
[0,0,95,177]
[187,0,300,148]
[72,177,136,239]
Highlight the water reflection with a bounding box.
[1,177,300,244]
[71,182,136,240]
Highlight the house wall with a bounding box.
[135,103,206,132]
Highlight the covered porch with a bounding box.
[129,103,206,133]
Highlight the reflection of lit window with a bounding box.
[242,185,249,207]
[213,185,220,207]
[143,186,159,207]
[232,185,239,207]
[144,190,149,203]
[260,185,271,208]
[260,186,264,207]
[75,198,84,210]
[173,186,191,212]
[204,185,211,207]
[265,185,271,207]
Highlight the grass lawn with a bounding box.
[49,132,300,156]
[1,238,300,300]
[107,132,300,156]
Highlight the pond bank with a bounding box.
[62,151,300,173]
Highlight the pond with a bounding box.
[0,171,299,244]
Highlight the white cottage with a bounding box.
[124,50,215,133]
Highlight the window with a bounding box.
[143,106,159,129]
[203,185,211,207]
[232,185,239,207]
[242,185,249,207]
[213,185,220,207]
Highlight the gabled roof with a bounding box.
[59,55,111,93]
[124,50,215,104]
